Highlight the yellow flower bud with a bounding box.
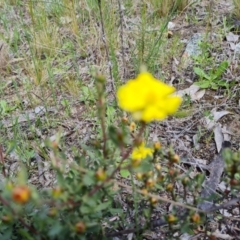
[169,169,177,177]
[129,122,136,132]
[122,117,129,123]
[146,178,155,188]
[12,185,31,204]
[95,168,107,181]
[155,164,161,171]
[48,208,58,217]
[191,213,201,224]
[154,142,161,150]
[167,214,177,224]
[166,183,174,192]
[75,221,86,233]
[141,188,148,196]
[136,172,143,180]
[2,215,12,223]
[131,158,142,167]
[171,154,180,164]
[95,74,106,83]
[150,197,158,205]
[182,177,190,186]
[52,186,62,198]
[158,174,165,182]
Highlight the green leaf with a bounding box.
[17,229,35,240]
[135,159,152,172]
[48,222,62,237]
[106,106,116,122]
[173,110,192,118]
[210,82,218,90]
[120,169,130,178]
[217,80,228,87]
[154,183,164,190]
[83,172,95,186]
[0,228,12,240]
[80,205,91,214]
[195,173,205,187]
[108,126,122,146]
[95,201,111,212]
[195,80,211,89]
[214,61,228,79]
[109,208,123,214]
[82,195,97,207]
[194,67,210,80]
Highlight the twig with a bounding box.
[117,182,203,213]
[208,197,240,212]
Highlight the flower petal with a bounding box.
[117,72,182,122]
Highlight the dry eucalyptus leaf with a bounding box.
[180,233,192,240]
[213,111,231,122]
[191,89,205,101]
[175,84,205,101]
[222,125,231,141]
[204,109,231,130]
[192,134,201,150]
[229,42,236,51]
[214,124,224,153]
[226,32,239,43]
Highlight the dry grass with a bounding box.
[149,0,189,17]
[0,0,191,169]
[0,0,201,158]
[233,0,240,20]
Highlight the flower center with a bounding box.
[146,91,157,105]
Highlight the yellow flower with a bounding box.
[117,72,182,122]
[131,142,153,160]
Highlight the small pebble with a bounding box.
[34,106,46,116]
